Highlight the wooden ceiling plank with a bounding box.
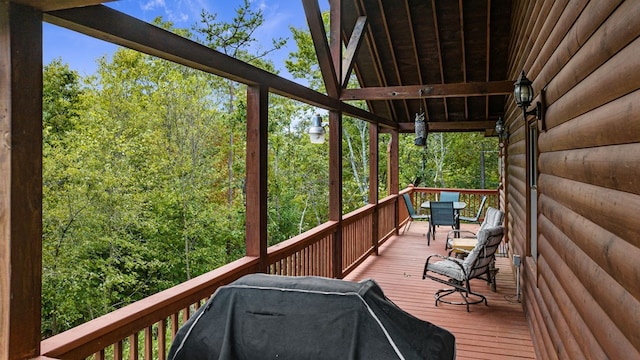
[45,5,395,128]
[303,0,340,98]
[341,16,367,88]
[341,80,513,100]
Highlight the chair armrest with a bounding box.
[425,253,449,263]
[448,248,472,257]
[446,229,477,239]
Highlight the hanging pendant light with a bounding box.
[414,90,427,146]
[414,112,426,146]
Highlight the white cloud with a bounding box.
[139,0,192,23]
[141,0,165,11]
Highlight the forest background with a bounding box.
[42,1,499,337]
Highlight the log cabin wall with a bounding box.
[504,1,640,358]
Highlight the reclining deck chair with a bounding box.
[423,226,504,312]
[402,193,430,234]
[445,206,503,251]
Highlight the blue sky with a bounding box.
[43,0,327,79]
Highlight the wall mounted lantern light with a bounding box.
[514,70,544,123]
[308,114,329,144]
[495,116,508,145]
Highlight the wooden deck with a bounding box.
[344,221,536,360]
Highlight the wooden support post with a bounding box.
[369,124,379,255]
[245,85,268,272]
[389,130,399,232]
[0,3,43,359]
[329,111,343,278]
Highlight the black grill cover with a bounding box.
[168,274,455,360]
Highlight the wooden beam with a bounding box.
[329,0,341,88]
[341,16,367,88]
[245,85,268,270]
[341,81,513,100]
[45,5,396,129]
[303,0,339,98]
[328,111,342,278]
[12,0,112,11]
[0,3,42,358]
[394,120,498,133]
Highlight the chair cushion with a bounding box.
[479,207,504,232]
[426,259,466,281]
[461,229,490,271]
[464,226,504,278]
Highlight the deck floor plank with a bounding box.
[344,222,536,359]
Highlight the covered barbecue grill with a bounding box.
[169,274,455,359]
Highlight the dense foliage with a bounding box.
[41,6,498,337]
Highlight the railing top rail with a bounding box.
[41,257,260,358]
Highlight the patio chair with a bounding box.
[439,191,460,202]
[423,226,504,311]
[459,195,487,224]
[426,201,457,246]
[402,193,430,233]
[446,206,503,251]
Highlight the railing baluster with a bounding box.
[114,340,123,360]
[94,349,104,360]
[129,333,138,360]
[144,326,153,360]
[158,319,167,360]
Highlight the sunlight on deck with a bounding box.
[344,222,536,360]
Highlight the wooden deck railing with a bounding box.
[40,187,497,359]
[406,187,499,220]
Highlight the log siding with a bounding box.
[504,0,640,358]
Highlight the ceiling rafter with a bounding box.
[355,0,398,123]
[459,0,469,120]
[340,0,512,130]
[376,0,410,122]
[431,0,448,121]
[405,0,429,122]
[341,81,513,100]
[485,0,492,120]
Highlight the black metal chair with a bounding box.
[401,193,430,233]
[426,201,457,246]
[423,226,504,311]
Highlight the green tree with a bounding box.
[193,0,287,255]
